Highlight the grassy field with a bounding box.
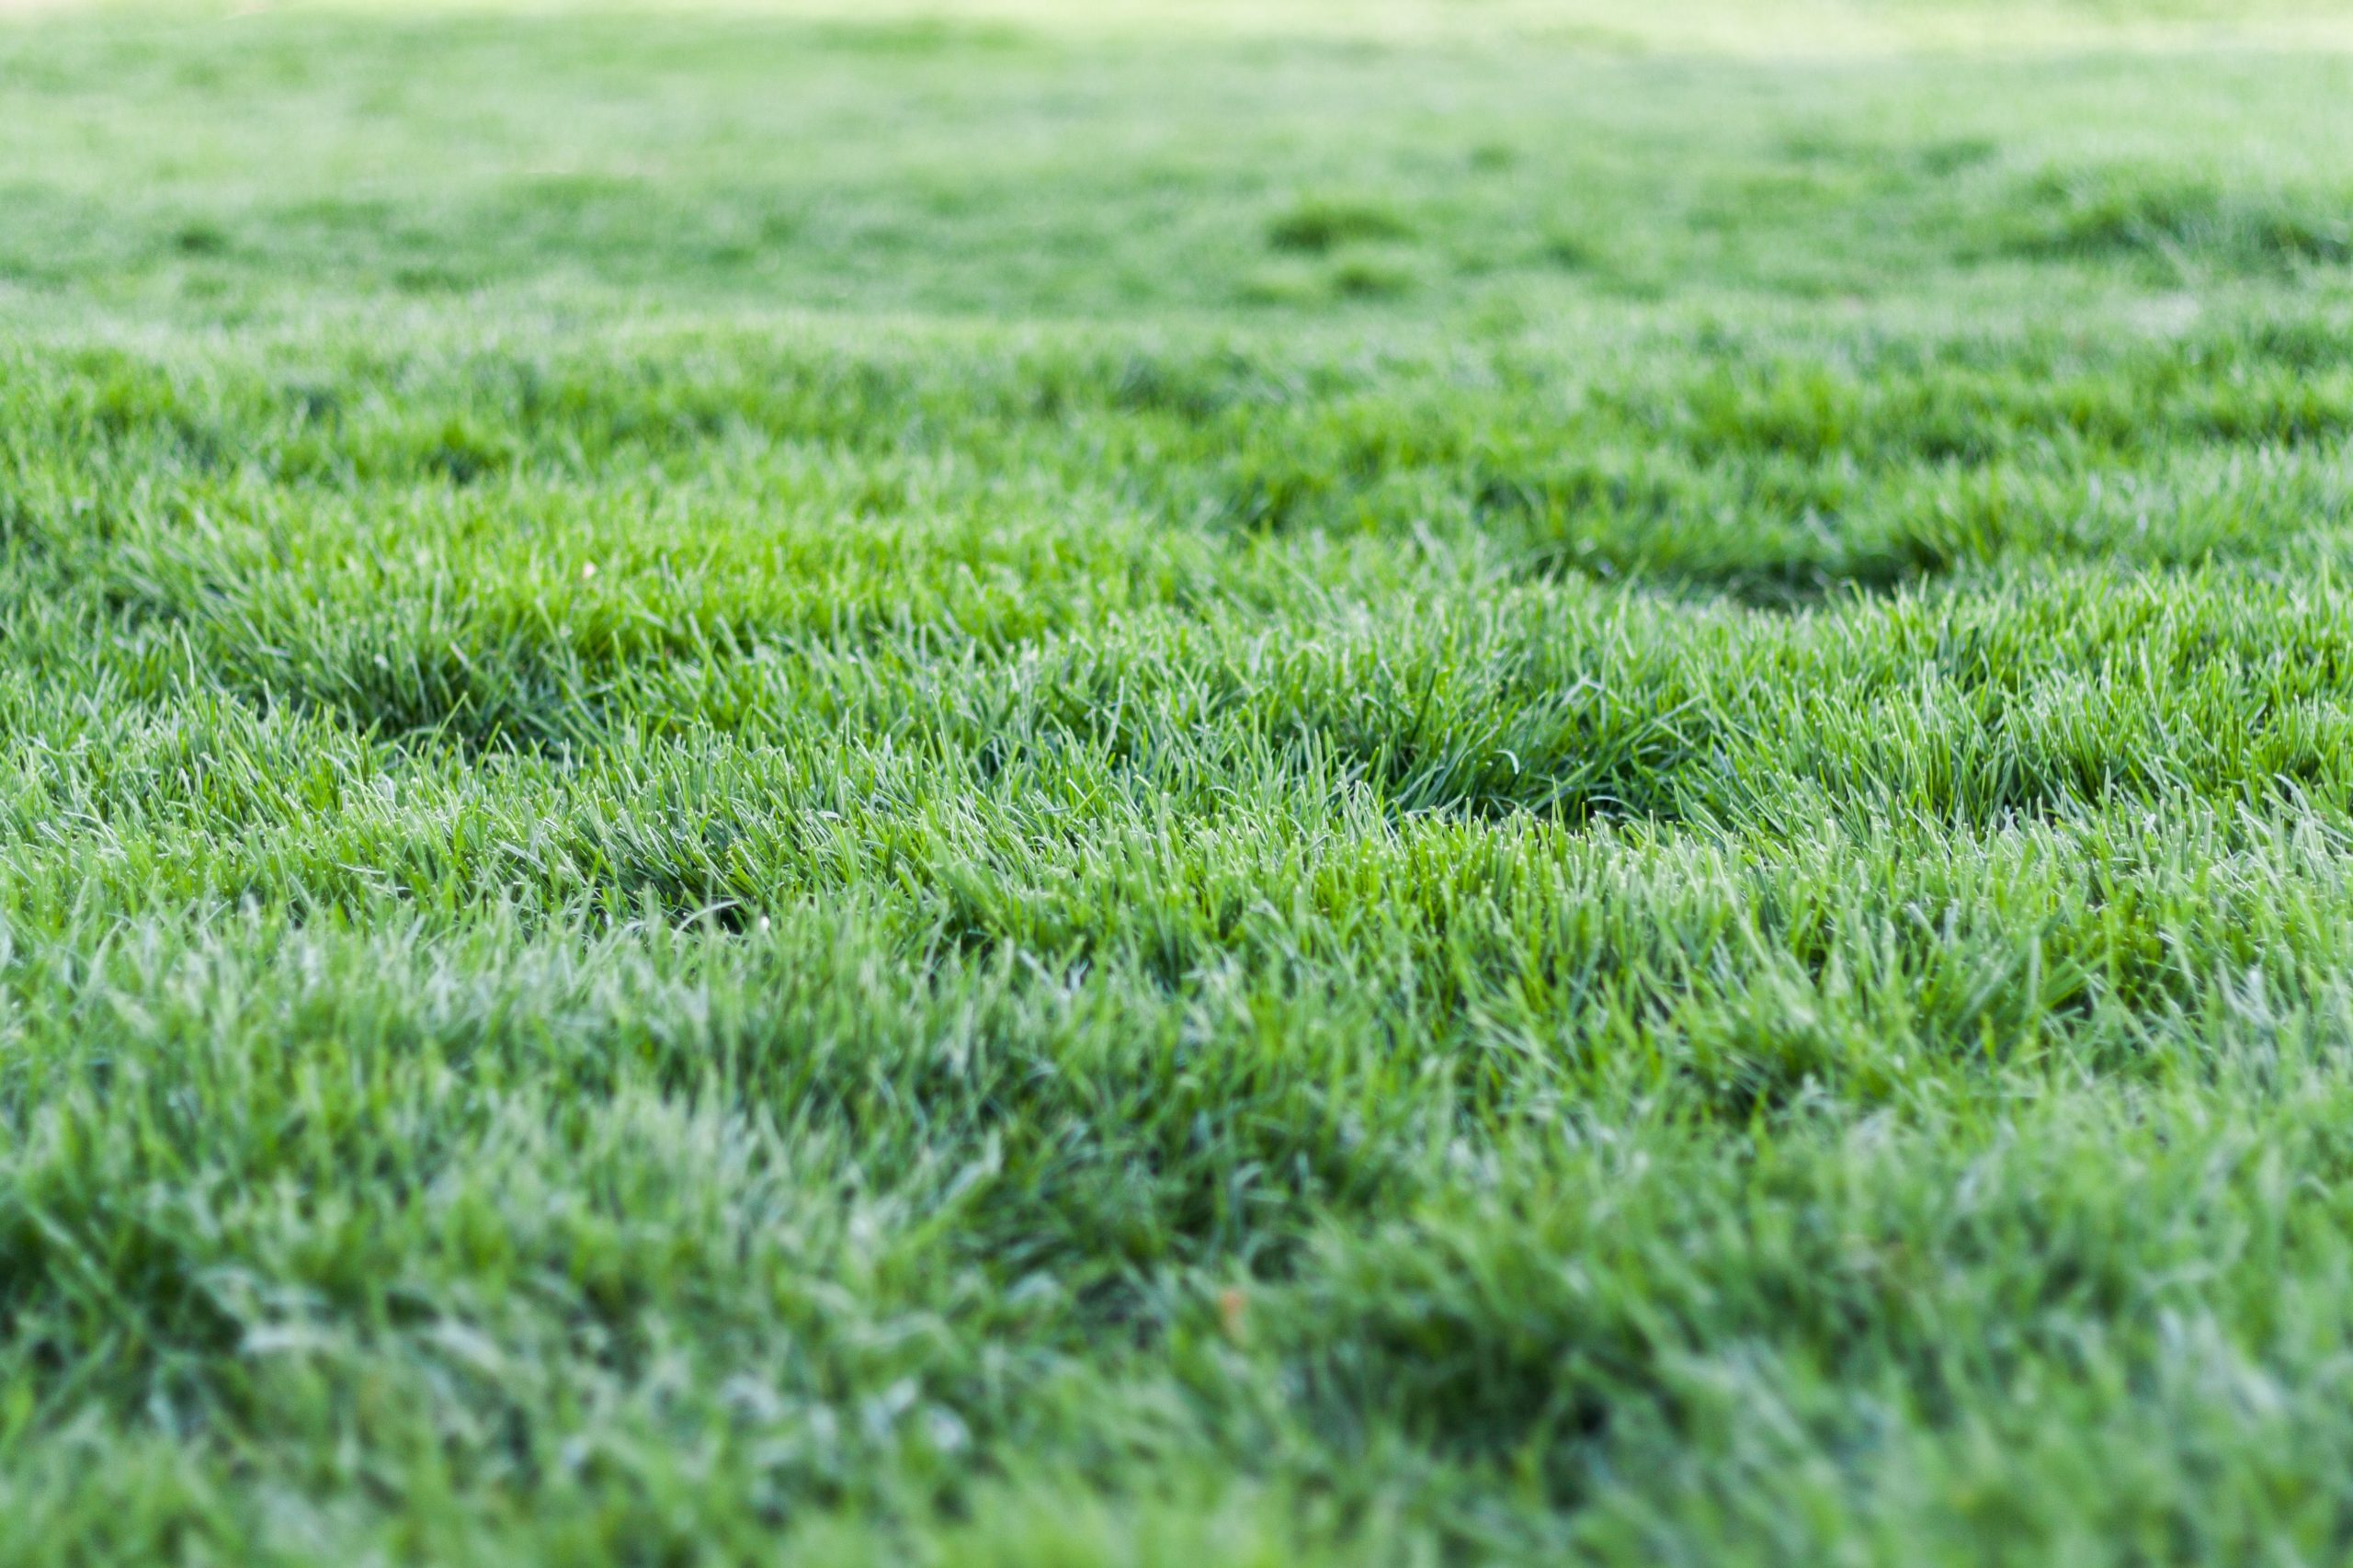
[6,1,2353,1561]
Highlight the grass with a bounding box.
[5,1,2353,1561]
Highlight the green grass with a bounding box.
[6,1,2353,1561]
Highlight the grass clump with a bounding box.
[1996,165,2353,277]
[1266,195,1417,254]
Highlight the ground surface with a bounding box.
[5,2,2353,1562]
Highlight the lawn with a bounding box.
[5,1,2353,1561]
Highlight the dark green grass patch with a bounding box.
[1995,164,2353,278]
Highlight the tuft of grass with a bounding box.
[1266,196,1416,254]
[1326,250,1419,299]
[1995,165,2353,276]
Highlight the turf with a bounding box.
[5,1,2353,1561]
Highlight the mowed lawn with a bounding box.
[6,2,2353,1561]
